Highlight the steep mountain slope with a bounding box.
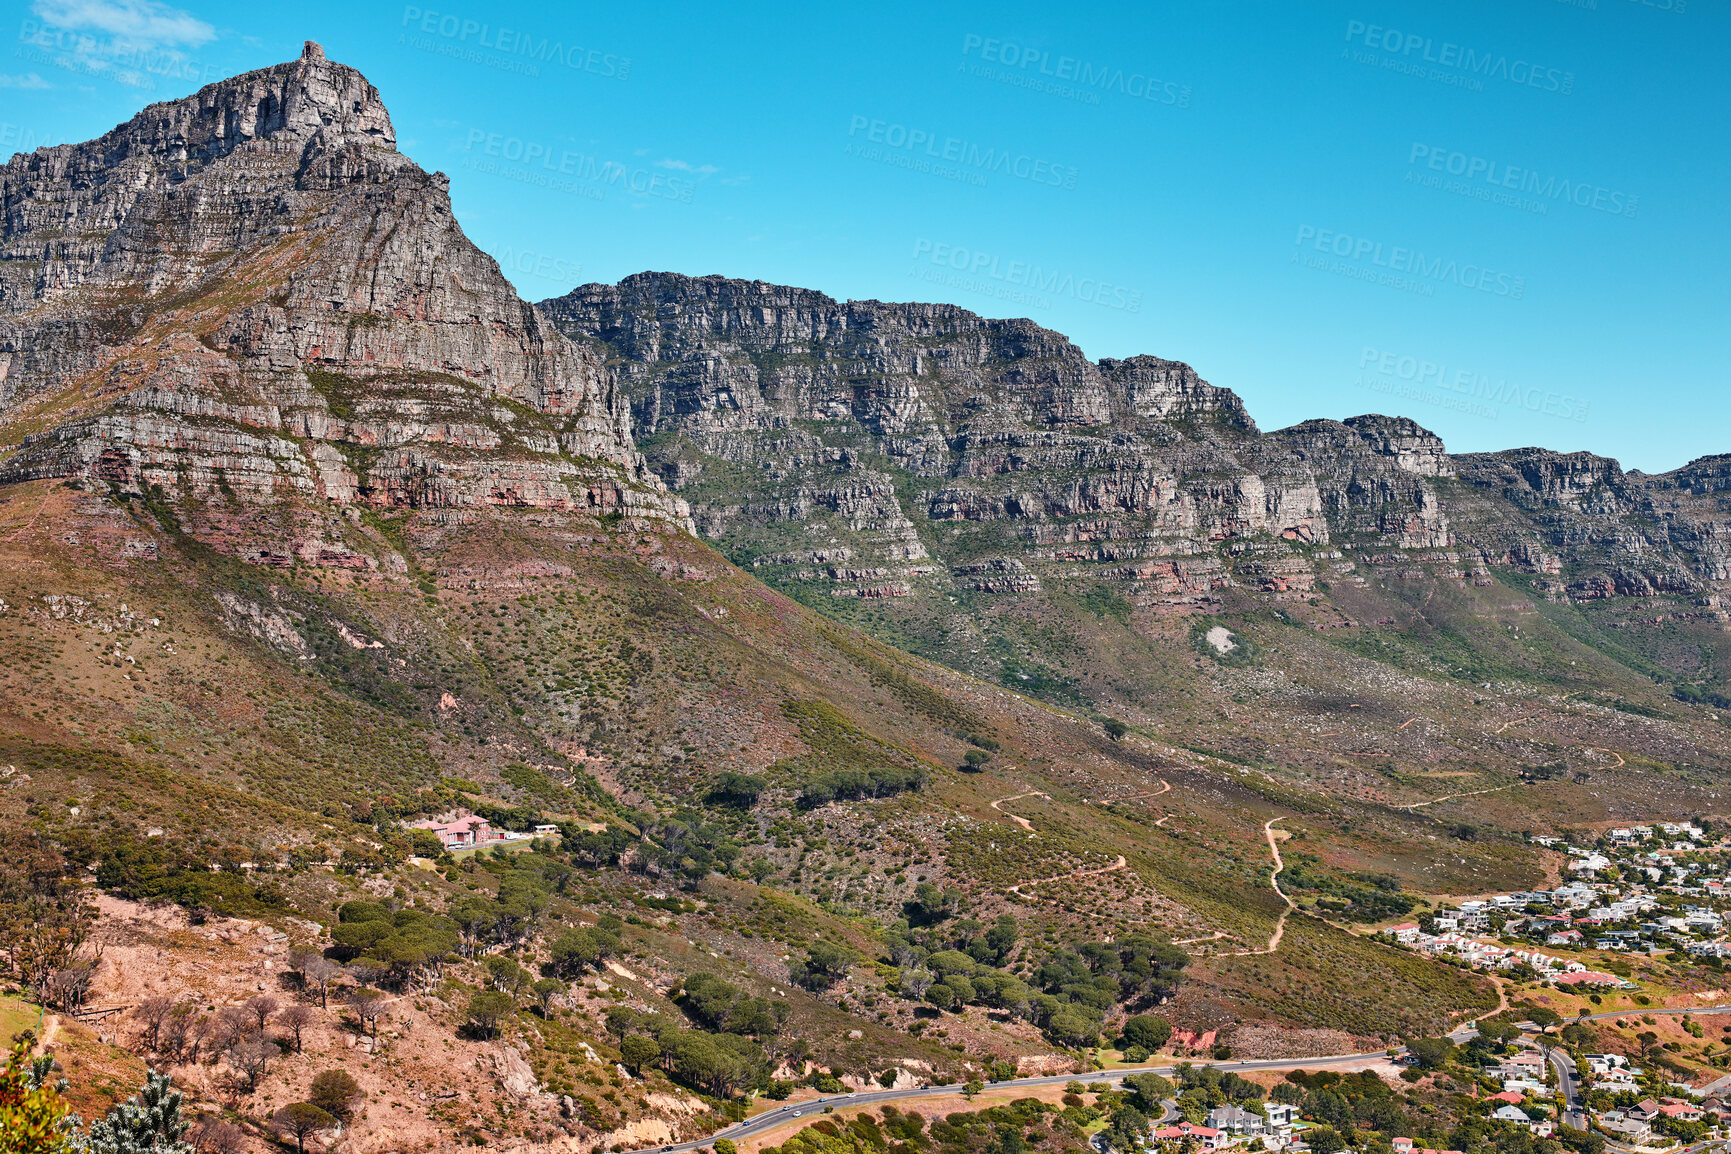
[3,48,1731,1153]
[541,272,1731,718]
[0,41,686,550]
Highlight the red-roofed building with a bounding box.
[1152,1123,1227,1149]
[410,813,492,849]
[1553,970,1620,987]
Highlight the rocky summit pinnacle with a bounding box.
[0,49,688,569]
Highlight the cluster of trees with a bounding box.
[445,852,574,955]
[547,920,625,976]
[566,811,742,881]
[1284,859,1416,923]
[678,972,790,1036]
[788,941,862,992]
[327,900,459,987]
[88,827,289,919]
[799,764,927,808]
[601,1004,777,1099]
[883,893,1188,1049]
[0,830,96,1011]
[3,1032,366,1154]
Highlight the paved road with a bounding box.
[627,1003,1731,1154]
[625,1050,1391,1154]
[1544,1043,1586,1130]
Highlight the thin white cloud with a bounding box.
[33,0,215,48]
[657,158,720,178]
[0,72,51,88]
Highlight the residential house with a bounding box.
[1546,929,1584,947]
[1263,1103,1299,1132]
[1491,1106,1532,1125]
[1584,1054,1629,1076]
[410,813,492,849]
[1658,1099,1703,1123]
[1206,1108,1265,1137]
[1597,1113,1651,1141]
[1152,1124,1227,1150]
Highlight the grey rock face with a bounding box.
[541,273,1457,606]
[0,44,688,557]
[544,272,1731,610]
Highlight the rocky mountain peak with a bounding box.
[0,51,688,566]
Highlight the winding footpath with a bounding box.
[1224,817,1296,957]
[1394,784,1518,812]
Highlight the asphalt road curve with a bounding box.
[627,1002,1731,1154]
[624,1050,1388,1154]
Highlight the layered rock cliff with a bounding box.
[0,43,688,563]
[543,272,1731,625]
[541,273,1461,609]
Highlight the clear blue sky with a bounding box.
[6,0,1727,471]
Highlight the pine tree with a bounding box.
[83,1069,193,1154]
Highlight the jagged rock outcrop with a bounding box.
[541,273,1454,606]
[0,43,688,559]
[543,272,1731,615]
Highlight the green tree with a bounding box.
[548,927,622,977]
[467,991,515,1039]
[1308,1127,1345,1154]
[271,1104,336,1154]
[308,1069,362,1120]
[1121,1015,1173,1053]
[620,1035,661,1074]
[1405,1036,1455,1070]
[530,977,566,1016]
[1123,1073,1175,1113]
[1106,1105,1149,1152]
[1529,1008,1563,1034]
